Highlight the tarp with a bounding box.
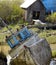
[42,0,56,12]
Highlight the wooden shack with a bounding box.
[20,0,46,22]
[20,0,56,22]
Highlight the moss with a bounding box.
[52,50,56,58]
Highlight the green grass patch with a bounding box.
[52,50,56,58]
[9,24,20,31]
[30,28,40,32]
[0,24,20,43]
[39,30,56,44]
[0,26,56,45]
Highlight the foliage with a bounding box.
[0,0,24,25]
[46,13,56,24]
[39,30,56,44]
[52,50,56,58]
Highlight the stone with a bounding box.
[27,39,52,65]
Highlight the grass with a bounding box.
[38,29,56,58]
[30,28,40,32]
[29,28,56,44]
[39,30,56,44]
[31,28,56,58]
[0,45,10,55]
[0,26,56,53]
[0,27,56,65]
[0,27,56,44]
[0,24,20,43]
[52,50,56,58]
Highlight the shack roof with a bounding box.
[20,0,36,8]
[20,0,56,12]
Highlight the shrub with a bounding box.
[0,0,24,25]
[46,13,56,24]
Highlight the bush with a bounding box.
[0,0,24,25]
[46,13,56,24]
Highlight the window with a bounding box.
[32,11,40,19]
[10,38,15,45]
[16,35,21,41]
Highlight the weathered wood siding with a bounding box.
[25,0,46,22]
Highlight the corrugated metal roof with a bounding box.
[20,0,36,8]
